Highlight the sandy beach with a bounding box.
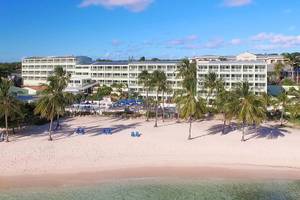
[1,116,300,188]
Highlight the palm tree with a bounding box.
[35,66,70,141]
[138,70,152,121]
[276,91,290,126]
[282,53,300,84]
[173,89,185,123]
[176,59,206,139]
[215,89,239,134]
[111,83,128,100]
[177,59,197,91]
[178,90,206,140]
[0,78,22,142]
[151,70,167,127]
[235,82,266,142]
[51,67,72,129]
[204,72,223,102]
[160,81,171,122]
[274,62,284,82]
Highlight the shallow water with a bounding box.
[1,178,300,200]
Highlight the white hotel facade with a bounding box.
[22,52,271,97]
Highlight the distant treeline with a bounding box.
[0,62,21,77]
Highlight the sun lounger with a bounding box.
[101,128,113,135]
[131,131,141,137]
[75,127,85,135]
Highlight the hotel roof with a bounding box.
[197,60,267,64]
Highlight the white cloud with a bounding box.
[251,32,300,48]
[223,0,252,7]
[203,38,224,49]
[111,39,122,46]
[229,38,242,45]
[167,35,199,47]
[79,0,153,12]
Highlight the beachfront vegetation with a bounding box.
[282,52,300,85]
[34,66,72,141]
[95,85,113,100]
[0,78,22,142]
[151,70,167,127]
[138,70,153,121]
[0,62,21,78]
[175,59,206,139]
[204,72,223,102]
[215,89,239,134]
[235,82,266,141]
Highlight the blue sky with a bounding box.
[1,0,300,61]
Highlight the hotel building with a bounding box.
[22,57,181,97]
[22,52,269,98]
[196,52,268,98]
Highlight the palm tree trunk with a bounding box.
[55,114,60,130]
[5,113,9,142]
[280,107,285,126]
[48,118,53,141]
[188,116,192,140]
[176,105,181,123]
[222,114,226,134]
[146,89,149,122]
[154,89,158,127]
[241,122,245,142]
[162,91,165,122]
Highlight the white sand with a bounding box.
[0,116,300,178]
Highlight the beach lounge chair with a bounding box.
[75,127,85,135]
[101,128,113,135]
[131,131,141,137]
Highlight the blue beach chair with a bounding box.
[131,131,141,137]
[75,127,85,135]
[101,128,113,135]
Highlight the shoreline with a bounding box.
[1,165,300,189]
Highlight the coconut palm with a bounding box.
[178,89,206,140]
[51,67,73,129]
[274,62,284,82]
[276,91,290,126]
[138,70,152,121]
[215,89,239,134]
[282,53,300,84]
[176,59,206,139]
[235,82,266,142]
[111,83,128,99]
[176,59,197,90]
[160,82,171,122]
[173,89,185,123]
[35,66,70,141]
[204,72,223,102]
[0,78,22,142]
[151,70,167,127]
[35,79,65,141]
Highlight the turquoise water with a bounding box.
[1,178,300,200]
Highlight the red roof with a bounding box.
[22,85,47,91]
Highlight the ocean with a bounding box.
[1,178,300,200]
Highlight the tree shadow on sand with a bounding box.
[190,122,240,140]
[245,125,290,141]
[191,122,290,141]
